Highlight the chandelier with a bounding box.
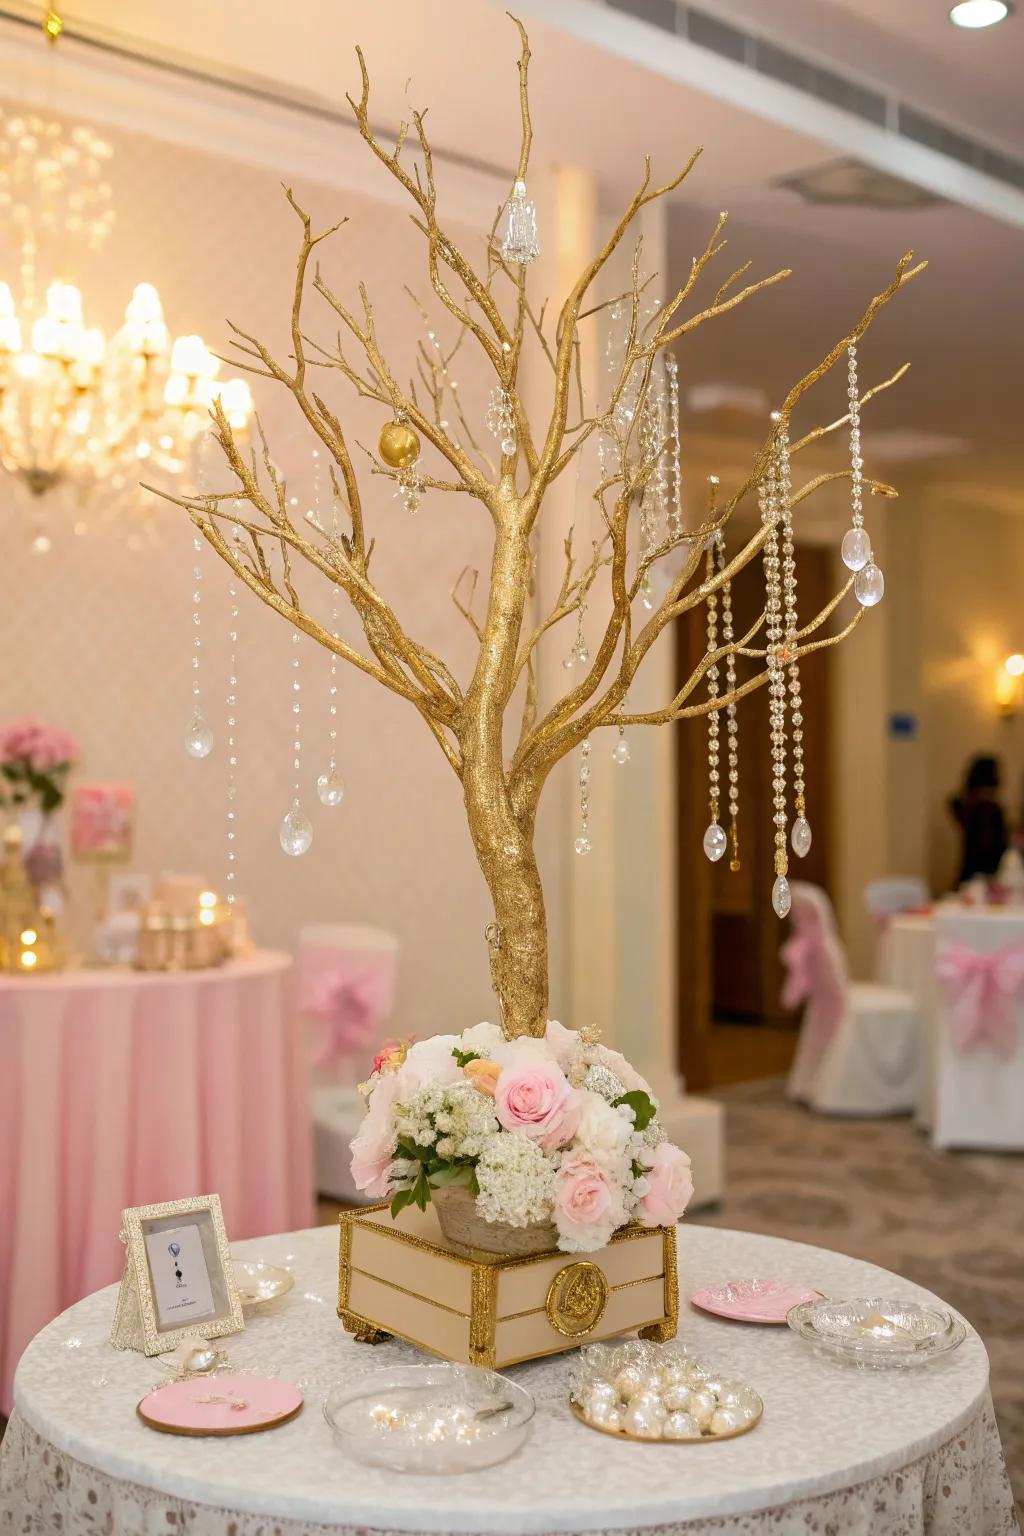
[0,100,252,549]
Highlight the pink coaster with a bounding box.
[690,1278,822,1325]
[138,1373,303,1437]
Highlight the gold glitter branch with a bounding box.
[150,17,924,1039]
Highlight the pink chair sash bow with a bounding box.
[779,900,846,1057]
[936,940,1024,1057]
[299,945,396,1068]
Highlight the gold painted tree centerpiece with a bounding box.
[153,20,921,1281]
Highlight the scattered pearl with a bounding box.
[614,1366,648,1402]
[688,1389,716,1430]
[623,1398,665,1438]
[662,1384,692,1413]
[710,1406,749,1435]
[662,1410,702,1439]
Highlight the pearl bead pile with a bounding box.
[571,1339,762,1442]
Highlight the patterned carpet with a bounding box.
[692,1077,1024,1514]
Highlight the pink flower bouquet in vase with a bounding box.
[0,716,78,901]
[350,1022,694,1259]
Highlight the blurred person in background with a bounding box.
[949,753,1008,886]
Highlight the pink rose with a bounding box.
[553,1152,622,1252]
[638,1142,694,1228]
[349,1074,400,1197]
[494,1060,581,1151]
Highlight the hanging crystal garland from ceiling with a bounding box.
[0,97,253,549]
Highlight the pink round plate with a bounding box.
[690,1278,823,1325]
[137,1372,303,1436]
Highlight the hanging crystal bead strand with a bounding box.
[501,180,539,264]
[485,386,517,458]
[317,458,345,808]
[280,631,313,856]
[575,739,592,855]
[717,530,742,872]
[777,425,811,860]
[702,488,727,862]
[224,522,243,903]
[185,529,213,758]
[845,343,884,607]
[612,699,631,765]
[563,594,589,671]
[762,436,791,917]
[665,353,684,543]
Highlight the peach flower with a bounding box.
[638,1142,694,1227]
[464,1058,501,1097]
[494,1060,581,1151]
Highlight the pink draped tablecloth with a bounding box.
[0,950,313,1414]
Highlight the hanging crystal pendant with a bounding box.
[791,816,812,858]
[317,769,345,807]
[501,179,539,264]
[841,526,872,572]
[185,712,213,759]
[574,833,592,856]
[854,562,885,607]
[772,874,792,918]
[612,735,631,765]
[280,798,313,856]
[703,822,728,862]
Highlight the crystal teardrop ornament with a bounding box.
[841,526,871,572]
[574,834,591,856]
[791,816,812,858]
[612,738,631,765]
[501,179,539,264]
[185,713,213,759]
[772,875,792,918]
[316,770,345,807]
[280,798,313,856]
[854,561,884,607]
[703,822,728,862]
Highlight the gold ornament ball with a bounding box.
[378,421,421,469]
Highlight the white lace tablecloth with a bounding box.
[1,1225,1018,1536]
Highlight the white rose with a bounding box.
[573,1091,632,1169]
[459,1021,506,1056]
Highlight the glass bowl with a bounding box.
[787,1295,966,1369]
[231,1258,295,1311]
[323,1362,534,1473]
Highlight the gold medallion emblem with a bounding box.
[545,1261,609,1338]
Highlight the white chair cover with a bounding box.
[932,909,1024,1150]
[786,883,921,1116]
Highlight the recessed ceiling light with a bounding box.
[949,1,1012,28]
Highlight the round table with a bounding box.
[0,951,313,1415]
[1,1226,1017,1536]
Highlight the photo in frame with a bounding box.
[110,1194,244,1355]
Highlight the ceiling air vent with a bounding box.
[776,157,944,211]
[601,0,1024,194]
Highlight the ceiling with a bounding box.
[1,0,1021,503]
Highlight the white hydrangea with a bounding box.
[582,1063,625,1103]
[432,1082,499,1159]
[475,1132,556,1228]
[392,1082,446,1148]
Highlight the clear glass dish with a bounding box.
[787,1295,966,1369]
[231,1258,295,1310]
[323,1362,534,1473]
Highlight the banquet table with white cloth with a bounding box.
[0,950,313,1416]
[1,1224,1017,1536]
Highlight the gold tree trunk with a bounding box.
[461,486,548,1038]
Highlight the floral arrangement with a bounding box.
[350,1022,694,1253]
[0,716,78,815]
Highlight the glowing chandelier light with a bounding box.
[0,92,252,550]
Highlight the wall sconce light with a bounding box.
[996,653,1024,717]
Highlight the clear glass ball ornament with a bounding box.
[317,770,345,807]
[791,816,812,858]
[280,798,313,856]
[574,834,591,856]
[185,713,213,759]
[500,436,516,455]
[772,874,792,918]
[703,822,728,862]
[612,737,631,765]
[854,561,884,607]
[841,526,872,572]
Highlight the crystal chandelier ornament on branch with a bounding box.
[152,16,923,1032]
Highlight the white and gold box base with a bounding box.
[338,1203,679,1370]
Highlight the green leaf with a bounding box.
[395,1136,437,1164]
[613,1089,656,1133]
[428,1164,472,1188]
[452,1047,483,1068]
[390,1187,416,1219]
